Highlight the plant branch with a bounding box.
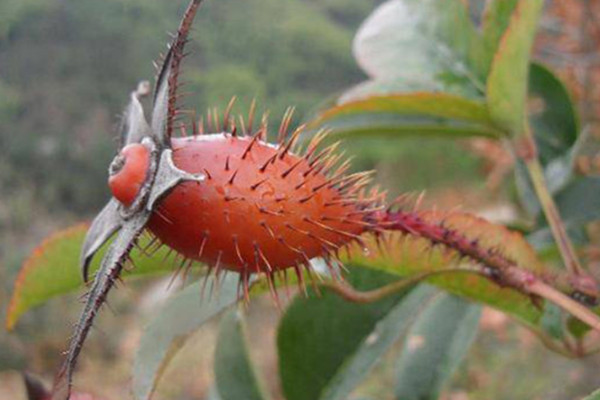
[527,280,600,331]
[518,127,585,277]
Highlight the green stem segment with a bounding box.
[519,128,585,277]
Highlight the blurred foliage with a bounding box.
[0,0,380,214]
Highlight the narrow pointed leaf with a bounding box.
[215,309,270,400]
[394,294,481,400]
[319,93,494,125]
[80,199,122,283]
[314,93,502,140]
[486,0,544,136]
[122,82,152,146]
[313,113,501,141]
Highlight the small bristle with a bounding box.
[260,112,269,139]
[250,177,269,190]
[207,108,213,132]
[223,97,237,131]
[238,114,247,136]
[281,158,305,178]
[241,134,260,159]
[232,235,245,265]
[247,99,257,135]
[277,107,295,144]
[212,107,220,133]
[198,231,209,258]
[278,124,304,160]
[228,169,239,185]
[259,153,277,173]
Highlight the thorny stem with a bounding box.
[518,126,585,277]
[374,209,600,333]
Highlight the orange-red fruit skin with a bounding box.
[147,134,367,273]
[108,143,151,206]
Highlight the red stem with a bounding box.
[373,209,600,331]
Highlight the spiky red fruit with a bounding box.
[146,133,374,274]
[108,143,150,206]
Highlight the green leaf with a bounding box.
[315,113,500,141]
[486,0,544,136]
[319,285,438,400]
[548,176,600,225]
[480,0,519,75]
[277,267,418,400]
[345,211,547,331]
[133,275,239,400]
[528,176,600,249]
[528,63,579,165]
[6,223,173,330]
[319,93,495,126]
[313,92,502,140]
[215,309,270,400]
[394,294,480,400]
[353,0,484,94]
[583,388,600,400]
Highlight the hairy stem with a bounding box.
[376,209,600,331]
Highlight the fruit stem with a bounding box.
[377,208,600,332]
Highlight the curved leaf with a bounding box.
[215,309,270,400]
[319,93,495,126]
[486,0,543,136]
[528,62,580,166]
[133,275,239,400]
[394,294,481,400]
[6,223,173,330]
[315,113,501,140]
[277,267,418,400]
[314,92,502,140]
